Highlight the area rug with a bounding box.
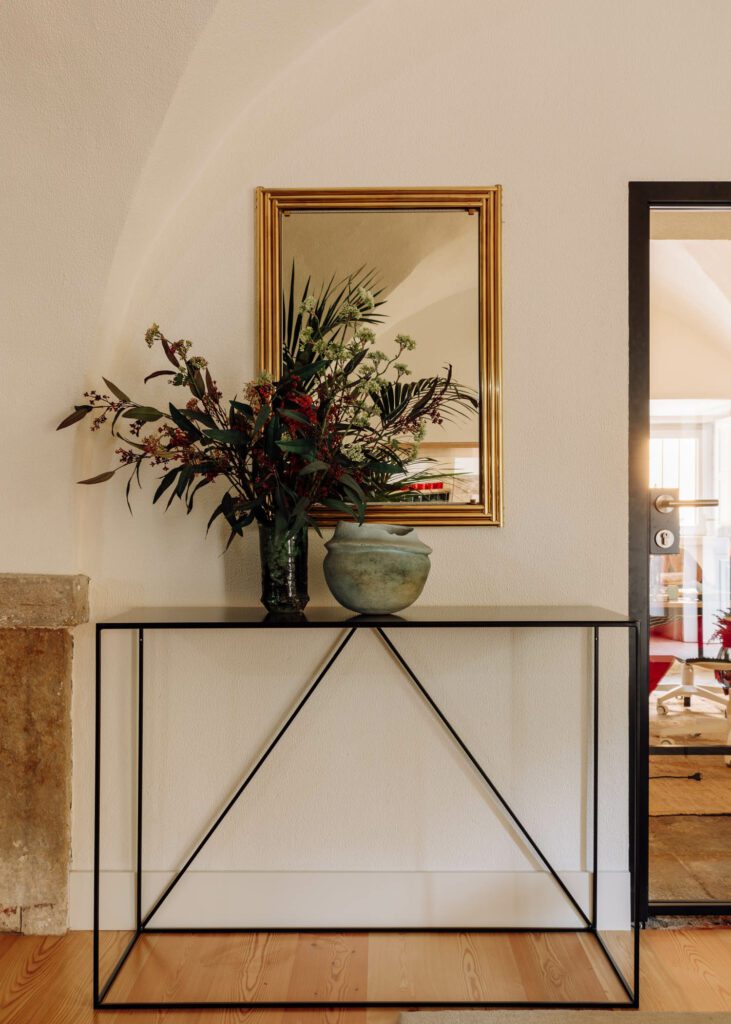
[648,690,731,901]
[648,914,731,928]
[400,1013,731,1022]
[649,813,731,900]
[650,756,731,816]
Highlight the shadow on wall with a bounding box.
[81,0,376,608]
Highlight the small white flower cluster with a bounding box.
[395,333,416,351]
[338,301,362,322]
[355,325,375,345]
[145,323,162,348]
[342,441,367,463]
[299,295,316,315]
[312,337,347,361]
[356,287,376,311]
[351,409,370,427]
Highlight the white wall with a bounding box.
[5,0,731,929]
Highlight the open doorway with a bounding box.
[630,184,731,918]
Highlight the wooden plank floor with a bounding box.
[105,931,628,1006]
[0,929,730,1022]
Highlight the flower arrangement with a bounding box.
[707,608,731,692]
[58,269,477,611]
[711,608,731,650]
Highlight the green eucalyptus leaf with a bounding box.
[341,473,366,502]
[235,510,255,531]
[221,491,241,532]
[153,466,181,504]
[124,469,135,514]
[78,469,117,485]
[276,438,314,454]
[122,406,163,422]
[293,359,329,382]
[144,369,175,383]
[298,460,329,476]
[181,409,216,428]
[280,408,311,426]
[189,368,206,400]
[322,498,360,520]
[204,428,246,444]
[174,465,194,500]
[162,338,180,367]
[252,404,269,439]
[230,400,253,417]
[57,405,93,430]
[102,377,131,403]
[207,503,224,533]
[342,349,368,376]
[186,477,209,513]
[168,403,202,440]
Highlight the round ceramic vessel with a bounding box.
[323,522,432,615]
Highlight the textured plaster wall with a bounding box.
[3,0,731,922]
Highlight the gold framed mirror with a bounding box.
[256,187,502,525]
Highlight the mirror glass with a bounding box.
[281,209,481,505]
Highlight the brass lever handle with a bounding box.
[655,494,719,513]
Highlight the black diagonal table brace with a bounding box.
[93,605,641,1012]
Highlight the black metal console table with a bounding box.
[94,605,641,1011]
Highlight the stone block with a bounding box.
[0,905,20,931]
[0,629,73,933]
[0,574,89,629]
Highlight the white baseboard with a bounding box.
[69,870,631,931]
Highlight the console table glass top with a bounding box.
[100,604,635,628]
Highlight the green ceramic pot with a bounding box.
[323,523,432,615]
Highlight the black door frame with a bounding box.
[628,181,731,918]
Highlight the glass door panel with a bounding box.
[649,215,731,909]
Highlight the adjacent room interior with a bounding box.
[648,211,731,908]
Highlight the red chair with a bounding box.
[649,655,675,694]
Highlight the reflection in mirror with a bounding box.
[257,188,502,525]
[281,210,480,505]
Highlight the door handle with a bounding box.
[649,488,717,555]
[654,494,719,514]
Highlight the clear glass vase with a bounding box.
[258,523,309,615]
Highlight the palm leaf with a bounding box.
[281,262,387,382]
[372,366,477,427]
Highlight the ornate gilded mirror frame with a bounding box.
[256,186,502,526]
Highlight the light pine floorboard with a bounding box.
[0,929,730,1023]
